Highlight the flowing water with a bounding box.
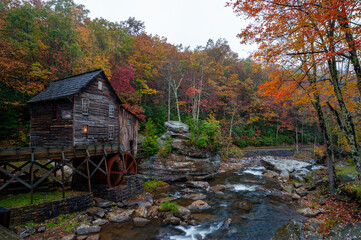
[100,167,306,240]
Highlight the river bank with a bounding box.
[10,155,361,240]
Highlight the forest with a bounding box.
[1,0,361,186]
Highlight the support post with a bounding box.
[61,150,66,199]
[103,145,110,188]
[85,148,92,193]
[30,149,35,204]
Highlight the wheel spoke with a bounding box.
[126,160,135,171]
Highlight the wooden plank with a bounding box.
[0,143,123,163]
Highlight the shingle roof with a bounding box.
[28,69,103,103]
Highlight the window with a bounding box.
[81,124,88,138]
[109,104,114,117]
[82,98,89,115]
[108,125,114,140]
[98,81,102,90]
[127,118,131,126]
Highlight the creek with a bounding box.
[100,166,306,240]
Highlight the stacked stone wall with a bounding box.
[9,193,92,226]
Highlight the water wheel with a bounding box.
[107,152,137,187]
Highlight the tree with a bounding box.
[228,0,361,185]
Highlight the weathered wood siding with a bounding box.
[119,109,138,155]
[30,99,73,146]
[73,75,120,145]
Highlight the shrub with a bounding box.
[159,137,172,157]
[187,115,222,151]
[159,199,179,214]
[143,179,168,192]
[139,119,160,156]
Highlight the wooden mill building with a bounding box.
[28,69,139,155]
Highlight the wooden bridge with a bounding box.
[0,143,138,203]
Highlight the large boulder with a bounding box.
[139,121,221,181]
[164,121,189,133]
[260,156,313,177]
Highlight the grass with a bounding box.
[335,165,357,175]
[13,212,87,233]
[143,179,169,192]
[0,191,72,208]
[159,198,179,214]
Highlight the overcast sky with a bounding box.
[73,0,256,59]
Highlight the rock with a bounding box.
[20,231,31,239]
[338,174,357,183]
[76,224,101,235]
[94,198,113,208]
[214,191,224,196]
[157,196,178,205]
[86,207,105,219]
[86,234,100,240]
[187,200,211,210]
[263,170,279,178]
[189,219,197,226]
[290,173,305,183]
[128,192,154,207]
[280,170,289,180]
[261,157,313,175]
[291,193,301,200]
[183,193,207,200]
[293,182,303,188]
[61,234,75,240]
[163,216,181,225]
[164,121,189,133]
[271,220,304,240]
[186,181,210,189]
[147,205,159,218]
[210,184,235,192]
[223,218,232,229]
[327,222,361,240]
[37,226,46,233]
[133,217,151,227]
[108,209,134,223]
[295,188,309,197]
[139,121,221,181]
[76,236,87,240]
[174,206,191,221]
[297,207,327,217]
[135,205,148,218]
[92,219,109,226]
[232,200,253,211]
[281,183,294,193]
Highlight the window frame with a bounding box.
[108,125,114,140]
[81,124,88,138]
[109,104,114,118]
[82,98,89,115]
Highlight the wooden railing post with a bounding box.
[30,148,34,204]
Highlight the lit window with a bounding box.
[108,125,114,140]
[82,98,89,115]
[81,124,88,138]
[98,81,102,90]
[109,104,114,117]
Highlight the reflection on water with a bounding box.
[100,167,306,240]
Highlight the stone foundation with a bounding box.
[9,193,92,226]
[74,175,144,202]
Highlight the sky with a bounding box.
[73,0,257,59]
